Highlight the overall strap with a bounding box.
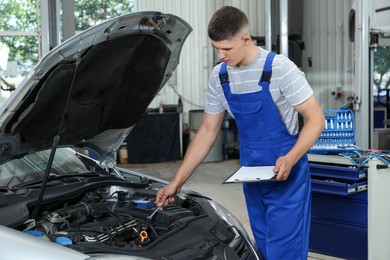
[218,62,229,89]
[259,51,276,89]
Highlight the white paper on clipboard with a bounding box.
[223,166,277,184]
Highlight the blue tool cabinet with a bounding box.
[308,154,390,260]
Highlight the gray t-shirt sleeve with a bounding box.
[205,65,226,114]
[277,55,313,107]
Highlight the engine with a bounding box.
[23,185,202,249]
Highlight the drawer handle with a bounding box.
[377,164,389,170]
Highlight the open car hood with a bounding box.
[0,12,192,163]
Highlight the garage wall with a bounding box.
[301,0,355,110]
[135,0,355,122]
[134,0,265,124]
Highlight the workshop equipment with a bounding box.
[308,153,390,260]
[309,109,361,154]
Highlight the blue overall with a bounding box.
[219,52,311,259]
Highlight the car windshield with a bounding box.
[0,148,90,189]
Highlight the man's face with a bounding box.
[211,34,248,67]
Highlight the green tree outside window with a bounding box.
[0,0,132,105]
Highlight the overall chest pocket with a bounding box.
[229,91,263,115]
[230,99,263,115]
[229,99,265,142]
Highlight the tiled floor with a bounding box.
[119,159,345,260]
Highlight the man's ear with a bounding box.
[242,34,252,46]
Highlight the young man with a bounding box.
[156,6,324,259]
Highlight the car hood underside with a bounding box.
[0,12,192,163]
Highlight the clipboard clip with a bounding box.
[234,178,261,183]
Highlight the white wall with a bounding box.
[301,0,354,110]
[134,0,265,124]
[135,0,355,123]
[371,0,390,34]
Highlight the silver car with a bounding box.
[0,11,262,260]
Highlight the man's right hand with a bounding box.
[155,112,225,208]
[156,182,181,207]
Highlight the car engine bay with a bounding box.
[25,185,200,248]
[8,182,255,259]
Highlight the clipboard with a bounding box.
[223,166,277,184]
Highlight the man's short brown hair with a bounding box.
[208,6,249,41]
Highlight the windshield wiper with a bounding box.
[13,172,100,189]
[0,185,16,192]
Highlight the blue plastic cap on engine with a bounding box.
[132,198,154,209]
[24,230,44,237]
[56,236,73,245]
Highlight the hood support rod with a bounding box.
[32,56,82,220]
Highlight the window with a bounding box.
[373,46,390,128]
[0,0,39,105]
[0,0,134,107]
[74,0,134,32]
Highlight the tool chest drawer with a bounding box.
[310,163,367,181]
[310,217,367,259]
[311,179,367,196]
[311,192,367,226]
[310,163,368,196]
[310,192,368,259]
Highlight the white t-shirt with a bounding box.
[205,47,313,135]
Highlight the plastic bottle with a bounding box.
[177,96,183,113]
[159,101,164,114]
